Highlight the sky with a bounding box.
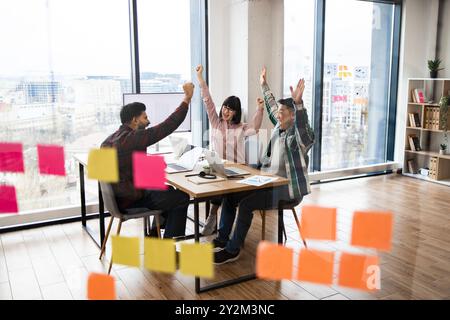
[0,0,391,80]
[0,0,191,78]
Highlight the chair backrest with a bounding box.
[245,135,263,166]
[99,181,124,220]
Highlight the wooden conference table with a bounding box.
[74,152,289,293]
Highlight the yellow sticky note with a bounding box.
[144,238,176,274]
[111,235,140,267]
[87,148,119,182]
[179,243,213,278]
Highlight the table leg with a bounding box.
[194,200,201,293]
[205,200,210,220]
[79,163,86,227]
[98,182,105,248]
[278,205,284,244]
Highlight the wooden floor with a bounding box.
[1,173,449,300]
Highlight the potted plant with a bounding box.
[440,144,447,155]
[428,59,444,78]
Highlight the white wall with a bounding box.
[437,0,450,78]
[208,0,284,141]
[394,0,440,165]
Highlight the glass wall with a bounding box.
[321,0,395,170]
[0,0,131,213]
[283,0,315,115]
[284,0,398,172]
[137,0,193,152]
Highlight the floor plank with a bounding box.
[1,174,449,300]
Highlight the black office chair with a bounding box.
[259,199,307,248]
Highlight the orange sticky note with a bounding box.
[338,253,380,291]
[296,249,334,285]
[256,241,293,280]
[87,273,116,300]
[133,152,167,190]
[301,205,337,240]
[351,211,393,251]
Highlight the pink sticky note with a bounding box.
[37,144,66,176]
[0,143,24,173]
[0,185,19,214]
[133,152,167,190]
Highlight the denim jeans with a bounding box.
[131,186,190,238]
[218,185,295,253]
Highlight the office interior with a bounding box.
[0,0,449,300]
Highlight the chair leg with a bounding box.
[292,208,307,248]
[99,216,114,260]
[108,219,123,275]
[155,215,162,239]
[260,210,266,240]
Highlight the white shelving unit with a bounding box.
[403,78,450,187]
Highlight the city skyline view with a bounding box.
[1,0,395,217]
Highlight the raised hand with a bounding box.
[183,82,195,104]
[260,66,267,85]
[256,97,264,110]
[196,65,205,83]
[290,78,305,105]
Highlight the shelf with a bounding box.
[406,126,444,132]
[408,102,440,107]
[405,150,450,160]
[403,172,450,187]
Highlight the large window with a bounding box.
[0,0,204,224]
[0,0,131,215]
[284,0,315,114]
[321,0,395,171]
[284,0,400,172]
[137,0,193,152]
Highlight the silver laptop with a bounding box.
[166,146,203,173]
[204,150,250,178]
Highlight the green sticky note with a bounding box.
[111,235,140,267]
[144,238,176,274]
[87,148,119,182]
[180,243,213,279]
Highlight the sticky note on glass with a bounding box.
[111,235,140,267]
[296,249,334,285]
[256,241,293,280]
[301,205,337,240]
[351,211,393,251]
[179,243,213,278]
[0,185,19,214]
[338,253,380,291]
[37,144,66,176]
[144,238,176,274]
[0,142,24,173]
[87,148,119,182]
[133,152,167,190]
[87,273,116,300]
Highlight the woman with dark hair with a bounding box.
[196,65,264,235]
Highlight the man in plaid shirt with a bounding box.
[213,68,315,264]
[101,82,194,238]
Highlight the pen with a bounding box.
[185,173,199,177]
